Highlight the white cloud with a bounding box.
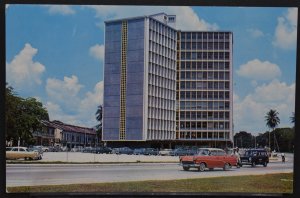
[6,43,45,88]
[46,75,83,109]
[85,5,218,31]
[89,44,104,61]
[45,5,75,15]
[236,59,281,81]
[247,28,264,38]
[234,80,295,134]
[45,79,103,127]
[273,8,297,50]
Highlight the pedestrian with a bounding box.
[281,153,285,163]
[234,147,241,168]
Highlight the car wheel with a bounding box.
[263,162,267,167]
[223,163,230,171]
[199,162,206,172]
[183,166,190,171]
[251,161,256,167]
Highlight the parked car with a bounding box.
[6,147,42,160]
[28,147,43,156]
[82,147,94,153]
[158,149,172,156]
[48,145,62,152]
[240,149,269,167]
[94,147,112,154]
[6,147,13,151]
[133,148,146,155]
[71,146,84,152]
[144,148,159,155]
[112,147,133,155]
[170,148,195,156]
[31,146,44,155]
[34,145,49,152]
[180,148,238,171]
[61,146,70,152]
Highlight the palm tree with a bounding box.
[265,109,280,151]
[290,112,295,125]
[95,105,103,145]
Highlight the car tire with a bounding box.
[183,166,190,171]
[251,161,256,167]
[199,162,206,172]
[263,162,267,167]
[223,163,230,171]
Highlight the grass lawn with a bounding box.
[7,173,293,194]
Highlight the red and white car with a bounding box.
[180,148,238,171]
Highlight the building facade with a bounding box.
[103,13,177,146]
[176,31,233,148]
[103,13,233,148]
[33,120,97,148]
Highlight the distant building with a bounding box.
[103,13,233,148]
[33,120,97,148]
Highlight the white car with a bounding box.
[159,149,173,156]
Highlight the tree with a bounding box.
[95,105,103,145]
[265,109,280,151]
[234,131,254,148]
[290,112,295,125]
[5,85,49,146]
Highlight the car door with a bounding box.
[212,150,225,168]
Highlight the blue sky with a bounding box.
[5,5,297,134]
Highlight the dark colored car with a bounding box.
[95,147,112,154]
[82,147,94,153]
[170,148,198,156]
[240,149,269,167]
[133,148,146,155]
[144,148,159,155]
[112,147,133,155]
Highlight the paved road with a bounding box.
[6,160,293,187]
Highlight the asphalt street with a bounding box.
[6,160,293,187]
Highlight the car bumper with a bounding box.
[180,162,199,168]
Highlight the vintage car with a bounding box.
[6,147,42,160]
[240,149,269,167]
[144,148,159,155]
[179,148,238,171]
[158,149,172,156]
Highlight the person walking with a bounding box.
[233,147,241,168]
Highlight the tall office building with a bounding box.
[176,31,233,147]
[103,13,177,146]
[103,13,233,148]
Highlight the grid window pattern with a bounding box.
[147,18,177,140]
[177,31,232,141]
[119,21,128,140]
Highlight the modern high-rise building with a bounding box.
[103,13,177,147]
[176,31,233,148]
[103,13,233,148]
